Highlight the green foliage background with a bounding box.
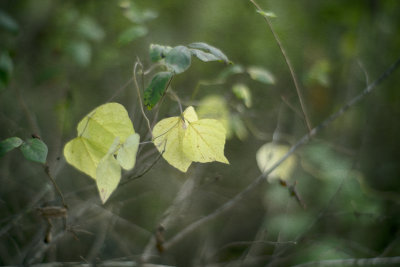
[1,0,400,266]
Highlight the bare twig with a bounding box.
[250,0,312,131]
[163,56,400,250]
[44,164,67,208]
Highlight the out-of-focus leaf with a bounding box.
[232,83,252,108]
[165,46,192,74]
[256,142,296,182]
[231,114,248,140]
[118,25,147,45]
[256,10,277,18]
[190,49,220,62]
[122,3,157,24]
[0,51,13,89]
[305,59,331,87]
[247,66,275,84]
[149,44,172,62]
[197,95,232,139]
[188,42,230,63]
[144,72,173,110]
[78,17,105,42]
[66,41,92,67]
[20,138,48,164]
[0,137,23,157]
[218,65,245,82]
[0,10,19,33]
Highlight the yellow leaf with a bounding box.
[64,102,135,179]
[152,106,229,172]
[117,133,140,170]
[152,107,196,172]
[183,119,229,163]
[256,142,296,183]
[96,154,121,204]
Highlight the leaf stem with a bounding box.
[133,58,153,138]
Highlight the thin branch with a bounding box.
[133,59,153,137]
[291,256,400,267]
[44,164,67,208]
[250,0,312,131]
[163,56,400,250]
[120,151,163,186]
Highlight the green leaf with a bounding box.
[256,10,277,18]
[20,138,48,164]
[247,66,275,84]
[232,83,252,108]
[190,49,220,62]
[165,46,192,74]
[149,44,172,62]
[144,72,173,110]
[188,42,230,63]
[0,10,19,33]
[118,25,148,45]
[0,137,23,157]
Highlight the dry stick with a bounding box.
[163,56,400,251]
[249,0,312,132]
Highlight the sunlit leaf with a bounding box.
[144,71,173,110]
[0,137,23,157]
[165,46,192,74]
[188,42,230,63]
[247,66,275,84]
[96,153,121,204]
[153,106,228,172]
[232,83,252,108]
[256,142,296,182]
[183,119,229,164]
[20,138,48,164]
[64,103,135,179]
[117,133,140,170]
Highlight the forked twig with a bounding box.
[163,56,400,250]
[250,0,312,131]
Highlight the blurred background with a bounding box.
[1,0,400,266]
